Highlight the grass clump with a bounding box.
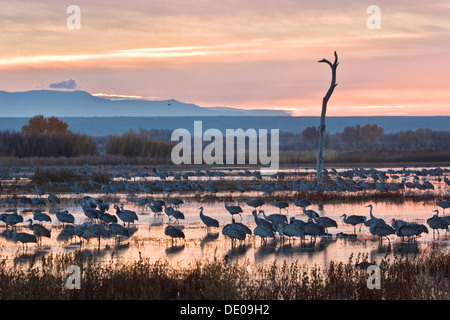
[0,248,448,300]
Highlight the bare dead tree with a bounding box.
[316,51,339,184]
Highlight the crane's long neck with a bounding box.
[199,208,204,217]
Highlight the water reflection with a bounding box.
[0,199,449,269]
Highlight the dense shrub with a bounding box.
[105,130,173,158]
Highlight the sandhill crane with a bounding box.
[366,204,386,226]
[19,196,32,205]
[165,206,185,222]
[222,223,246,245]
[304,218,326,240]
[427,210,448,238]
[396,224,427,242]
[165,225,185,243]
[82,196,98,209]
[391,218,409,230]
[230,220,252,236]
[246,198,265,210]
[4,211,23,228]
[48,194,60,205]
[435,197,450,214]
[370,224,395,245]
[300,205,318,219]
[98,201,110,213]
[340,214,365,234]
[254,225,275,244]
[279,224,304,241]
[98,211,118,224]
[92,223,110,247]
[56,210,75,227]
[273,199,289,213]
[58,225,79,243]
[251,210,273,230]
[35,186,45,197]
[289,217,306,230]
[81,199,101,220]
[260,210,287,231]
[199,207,219,230]
[4,197,17,206]
[26,219,51,246]
[149,200,164,215]
[114,204,136,226]
[31,197,45,205]
[12,230,37,249]
[108,223,129,243]
[33,211,51,223]
[120,204,138,221]
[312,212,337,232]
[224,200,243,221]
[294,198,311,208]
[167,193,184,207]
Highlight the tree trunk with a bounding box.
[316,51,339,184]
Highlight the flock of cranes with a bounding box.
[2,165,450,199]
[213,199,449,246]
[1,164,450,250]
[1,190,450,250]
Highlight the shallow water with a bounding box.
[1,198,449,268]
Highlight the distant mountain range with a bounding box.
[0,90,290,117]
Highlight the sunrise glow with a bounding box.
[1,0,450,116]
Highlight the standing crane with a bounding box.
[340,214,365,234]
[199,207,219,231]
[224,200,243,221]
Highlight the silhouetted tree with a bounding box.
[316,51,338,184]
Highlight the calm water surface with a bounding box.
[1,198,448,268]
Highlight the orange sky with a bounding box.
[1,0,450,116]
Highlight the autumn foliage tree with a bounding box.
[0,115,96,157]
[22,115,69,135]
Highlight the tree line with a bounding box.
[0,115,97,157]
[283,124,450,152]
[0,115,173,158]
[0,116,449,158]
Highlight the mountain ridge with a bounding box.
[0,90,290,117]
